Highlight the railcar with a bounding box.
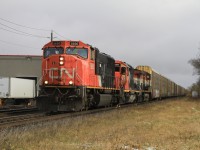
[136,66,186,99]
[114,60,151,103]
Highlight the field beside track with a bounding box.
[1,97,200,150]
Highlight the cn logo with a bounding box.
[49,68,74,79]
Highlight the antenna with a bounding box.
[51,30,53,41]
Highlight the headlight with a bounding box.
[59,61,64,65]
[59,56,65,65]
[44,81,48,84]
[59,57,64,61]
[69,81,73,85]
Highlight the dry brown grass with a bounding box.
[1,97,200,150]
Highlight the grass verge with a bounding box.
[1,97,200,150]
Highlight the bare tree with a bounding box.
[189,54,200,85]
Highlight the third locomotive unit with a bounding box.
[37,40,185,112]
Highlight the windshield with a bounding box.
[44,47,64,58]
[66,48,88,59]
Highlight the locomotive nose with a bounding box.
[42,55,77,86]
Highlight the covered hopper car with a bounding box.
[136,66,186,99]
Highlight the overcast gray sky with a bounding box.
[0,0,200,88]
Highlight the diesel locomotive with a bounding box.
[37,40,185,112]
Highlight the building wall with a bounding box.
[0,55,42,96]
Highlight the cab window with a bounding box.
[115,64,120,72]
[66,48,88,59]
[121,67,126,75]
[44,47,64,58]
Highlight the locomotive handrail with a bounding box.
[35,70,49,87]
[76,73,83,85]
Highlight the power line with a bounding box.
[0,39,40,49]
[0,27,49,39]
[0,27,32,36]
[53,31,68,40]
[0,22,49,38]
[0,17,50,31]
[0,17,68,41]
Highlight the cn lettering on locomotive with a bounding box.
[49,68,74,79]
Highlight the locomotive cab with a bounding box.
[41,41,91,86]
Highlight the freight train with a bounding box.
[37,40,186,112]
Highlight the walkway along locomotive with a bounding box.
[37,40,185,112]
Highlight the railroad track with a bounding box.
[0,113,46,129]
[0,107,40,118]
[0,104,131,130]
[0,107,38,114]
[0,98,179,130]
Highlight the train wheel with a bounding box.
[72,98,84,111]
[129,94,137,103]
[28,99,36,107]
[143,93,150,102]
[137,94,143,103]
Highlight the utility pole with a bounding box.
[51,30,53,41]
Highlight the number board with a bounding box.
[52,41,61,46]
[70,41,79,46]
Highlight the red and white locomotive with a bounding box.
[38,40,117,111]
[37,40,185,112]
